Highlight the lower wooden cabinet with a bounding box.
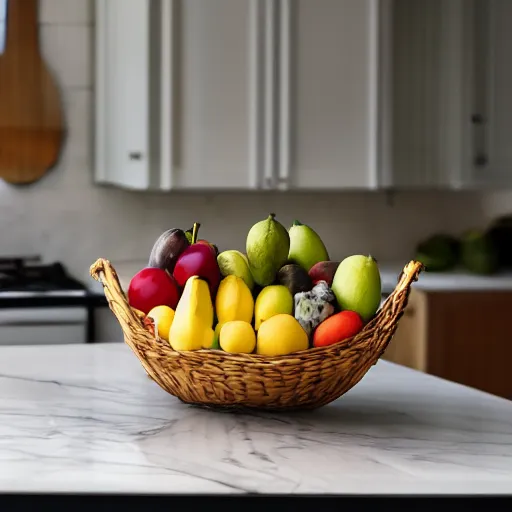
[382,288,512,401]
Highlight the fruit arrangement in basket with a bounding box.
[126,213,382,356]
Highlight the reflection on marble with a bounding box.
[0,343,511,495]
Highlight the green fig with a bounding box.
[246,213,290,287]
[288,220,329,272]
[217,250,255,290]
[331,255,381,322]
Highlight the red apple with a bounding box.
[308,261,340,286]
[173,244,221,296]
[196,239,219,256]
[173,222,221,296]
[127,267,180,314]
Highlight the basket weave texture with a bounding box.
[90,258,423,411]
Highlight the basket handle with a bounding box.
[392,260,424,294]
[90,258,147,333]
[375,259,424,324]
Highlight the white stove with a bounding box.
[0,256,91,346]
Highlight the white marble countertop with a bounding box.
[1,343,511,495]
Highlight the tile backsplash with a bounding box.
[0,0,509,289]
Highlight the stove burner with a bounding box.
[0,257,86,293]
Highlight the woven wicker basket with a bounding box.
[90,258,423,411]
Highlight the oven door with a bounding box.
[0,307,87,346]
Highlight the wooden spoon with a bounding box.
[0,0,64,185]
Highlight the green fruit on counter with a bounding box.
[246,213,290,286]
[331,255,381,323]
[486,215,512,269]
[254,284,293,330]
[217,250,255,291]
[460,229,498,275]
[288,220,329,272]
[414,234,459,272]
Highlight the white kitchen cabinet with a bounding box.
[463,0,512,188]
[94,0,394,191]
[381,0,472,189]
[95,0,155,190]
[168,0,261,190]
[95,0,263,190]
[93,0,512,192]
[387,0,512,190]
[279,0,387,190]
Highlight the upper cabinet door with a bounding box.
[171,0,262,190]
[281,0,387,190]
[94,0,391,191]
[95,0,270,191]
[468,0,512,188]
[384,0,472,189]
[95,0,154,190]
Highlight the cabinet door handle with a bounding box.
[474,154,488,167]
[471,114,488,168]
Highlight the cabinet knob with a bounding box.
[474,154,488,166]
[129,152,143,161]
[471,114,486,125]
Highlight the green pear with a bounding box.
[288,220,329,272]
[246,213,290,286]
[217,250,255,290]
[331,255,382,322]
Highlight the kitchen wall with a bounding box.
[0,0,509,288]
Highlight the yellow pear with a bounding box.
[215,275,254,324]
[169,276,214,351]
[254,285,293,330]
[219,320,256,354]
[256,314,308,356]
[147,305,175,342]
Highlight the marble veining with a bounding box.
[0,343,511,495]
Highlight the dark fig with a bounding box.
[277,264,313,297]
[148,228,190,273]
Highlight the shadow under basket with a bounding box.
[90,259,423,411]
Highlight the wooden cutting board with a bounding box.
[0,0,64,185]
